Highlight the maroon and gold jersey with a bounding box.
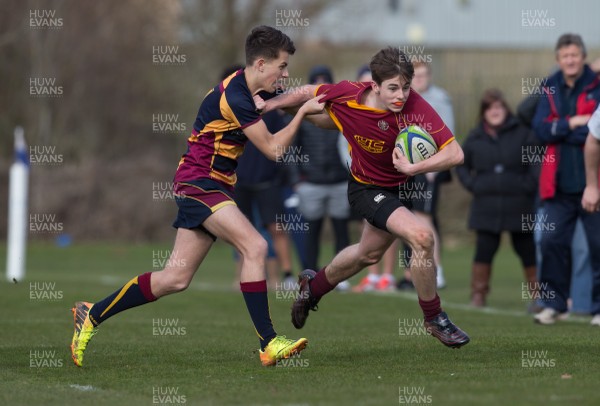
[315,81,455,187]
[174,69,263,186]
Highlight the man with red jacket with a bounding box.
[532,33,600,326]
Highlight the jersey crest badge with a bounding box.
[378,120,389,131]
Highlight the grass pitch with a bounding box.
[1,241,599,405]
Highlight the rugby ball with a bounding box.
[395,125,438,163]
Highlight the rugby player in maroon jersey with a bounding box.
[260,47,470,348]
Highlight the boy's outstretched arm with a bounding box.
[258,85,318,114]
[305,111,338,130]
[244,95,325,161]
[254,85,336,129]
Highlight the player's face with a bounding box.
[483,101,507,127]
[556,44,585,79]
[375,76,411,112]
[261,51,290,92]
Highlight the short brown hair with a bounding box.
[369,46,414,85]
[245,25,296,65]
[555,33,586,58]
[479,88,511,121]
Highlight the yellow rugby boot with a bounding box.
[259,336,308,366]
[70,301,98,367]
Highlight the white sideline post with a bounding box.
[6,126,29,282]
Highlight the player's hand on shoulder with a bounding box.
[300,94,326,115]
[253,94,266,114]
[393,147,415,176]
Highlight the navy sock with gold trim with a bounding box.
[240,280,276,350]
[88,272,157,326]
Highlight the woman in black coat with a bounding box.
[456,89,539,307]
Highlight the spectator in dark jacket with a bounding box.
[517,63,596,316]
[457,89,539,308]
[532,33,600,325]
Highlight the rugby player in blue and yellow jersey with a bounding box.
[261,47,470,349]
[70,26,325,367]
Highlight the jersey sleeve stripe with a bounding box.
[438,137,455,150]
[428,124,447,135]
[240,116,261,129]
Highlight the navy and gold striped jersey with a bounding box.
[174,69,263,186]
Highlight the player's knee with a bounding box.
[410,227,434,251]
[254,237,269,259]
[170,278,191,293]
[165,272,192,292]
[360,250,384,267]
[241,237,268,263]
[154,270,192,294]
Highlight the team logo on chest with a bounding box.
[354,135,388,154]
[378,120,389,131]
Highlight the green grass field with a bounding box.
[1,241,599,405]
